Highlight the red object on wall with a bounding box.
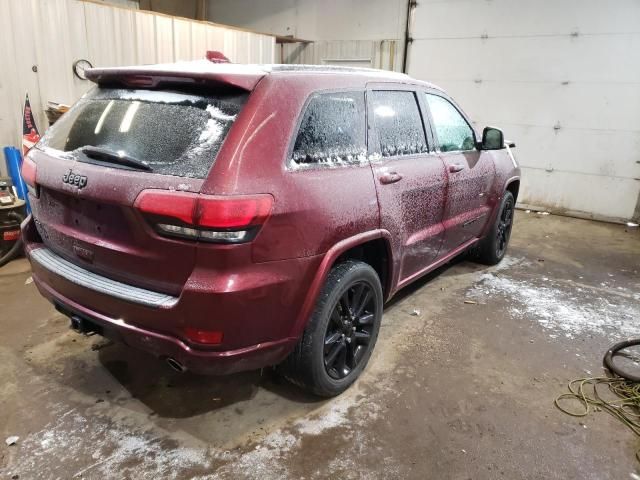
[22,94,40,156]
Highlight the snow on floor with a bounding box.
[6,380,384,479]
[10,409,215,479]
[469,271,640,339]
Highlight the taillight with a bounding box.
[134,190,273,244]
[21,156,38,197]
[183,327,224,345]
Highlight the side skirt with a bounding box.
[393,236,480,294]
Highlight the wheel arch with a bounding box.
[505,177,520,202]
[291,230,394,339]
[480,176,520,239]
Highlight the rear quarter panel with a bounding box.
[491,146,521,200]
[481,146,521,238]
[202,74,380,263]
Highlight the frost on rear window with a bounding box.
[371,90,428,158]
[38,87,248,179]
[291,91,367,168]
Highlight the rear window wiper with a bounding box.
[81,146,152,171]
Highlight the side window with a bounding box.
[292,91,366,166]
[370,90,428,158]
[425,94,475,152]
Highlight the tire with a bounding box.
[474,190,515,265]
[603,339,640,382]
[279,260,383,397]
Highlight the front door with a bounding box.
[424,92,495,251]
[367,88,448,286]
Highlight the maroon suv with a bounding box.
[21,61,520,396]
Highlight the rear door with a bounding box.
[423,92,495,251]
[367,87,447,286]
[30,85,248,295]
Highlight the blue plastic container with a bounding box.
[3,146,30,212]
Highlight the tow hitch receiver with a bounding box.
[69,315,101,336]
[55,303,102,336]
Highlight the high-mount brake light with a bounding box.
[124,75,155,87]
[134,190,273,244]
[205,51,231,63]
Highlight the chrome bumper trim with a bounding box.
[30,247,178,308]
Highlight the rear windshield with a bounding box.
[37,87,248,178]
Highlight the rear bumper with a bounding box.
[33,274,296,374]
[22,216,321,374]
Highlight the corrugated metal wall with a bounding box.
[93,0,139,8]
[281,40,403,72]
[0,0,275,173]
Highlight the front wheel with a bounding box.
[279,260,383,397]
[474,190,515,265]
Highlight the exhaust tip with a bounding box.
[166,357,187,373]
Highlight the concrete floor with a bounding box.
[1,213,639,479]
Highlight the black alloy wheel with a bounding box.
[279,260,383,397]
[496,194,514,258]
[474,190,515,265]
[323,281,376,379]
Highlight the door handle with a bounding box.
[449,164,465,173]
[379,172,403,184]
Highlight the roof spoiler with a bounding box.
[85,60,265,92]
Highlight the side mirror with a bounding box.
[481,126,504,150]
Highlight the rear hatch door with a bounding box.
[30,81,251,295]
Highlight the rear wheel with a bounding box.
[475,190,515,265]
[280,260,383,397]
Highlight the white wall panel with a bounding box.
[227,31,248,63]
[408,1,640,222]
[223,30,248,63]
[436,82,640,136]
[262,36,275,63]
[18,0,46,131]
[85,2,138,68]
[282,40,403,72]
[499,123,640,181]
[0,0,20,149]
[64,0,93,100]
[135,10,157,64]
[518,169,639,221]
[410,36,640,84]
[207,0,406,41]
[92,0,138,8]
[414,0,640,39]
[173,18,194,61]
[206,26,227,56]
[32,0,77,106]
[248,33,264,63]
[0,0,276,175]
[154,14,174,63]
[190,22,210,56]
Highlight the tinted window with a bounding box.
[38,87,248,178]
[425,94,475,152]
[371,90,427,158]
[292,91,366,166]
